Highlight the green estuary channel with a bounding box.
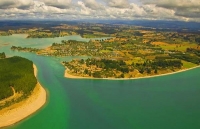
[1,34,200,129]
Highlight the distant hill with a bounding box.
[0,20,199,32]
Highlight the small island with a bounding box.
[0,54,46,128]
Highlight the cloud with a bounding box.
[142,0,200,9]
[82,0,103,10]
[141,0,200,18]
[0,0,33,9]
[175,7,200,18]
[104,0,130,8]
[0,0,16,9]
[0,0,199,22]
[41,0,72,9]
[76,1,92,15]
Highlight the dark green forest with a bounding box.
[0,52,6,59]
[0,56,37,101]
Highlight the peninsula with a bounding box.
[0,55,46,128]
[6,23,200,79]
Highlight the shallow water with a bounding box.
[1,34,200,129]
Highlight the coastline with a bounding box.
[0,64,47,128]
[64,65,200,80]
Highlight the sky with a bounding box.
[0,0,199,22]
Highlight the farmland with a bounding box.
[8,23,200,78]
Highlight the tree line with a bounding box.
[186,48,200,56]
[11,46,40,52]
[170,53,200,64]
[64,58,183,78]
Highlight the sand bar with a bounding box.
[0,64,47,128]
[65,65,200,80]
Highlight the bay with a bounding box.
[1,34,200,129]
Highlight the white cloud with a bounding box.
[41,0,72,9]
[142,0,200,8]
[0,0,33,9]
[104,0,130,8]
[83,0,103,10]
[0,0,199,22]
[141,0,200,19]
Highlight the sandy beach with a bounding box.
[0,64,47,128]
[65,65,200,80]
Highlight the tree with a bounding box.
[154,68,158,74]
[147,68,151,74]
[138,67,144,74]
[195,38,200,43]
[80,59,84,64]
[93,71,101,78]
[120,74,124,78]
[84,69,88,74]
[0,52,6,59]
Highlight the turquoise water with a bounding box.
[1,35,200,129]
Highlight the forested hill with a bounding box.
[0,56,37,102]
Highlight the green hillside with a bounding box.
[0,56,37,102]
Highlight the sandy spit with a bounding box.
[0,64,47,128]
[64,65,200,80]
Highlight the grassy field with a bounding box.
[182,60,197,68]
[125,57,144,65]
[152,42,197,52]
[83,34,110,38]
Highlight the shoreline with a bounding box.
[64,65,200,80]
[0,64,47,128]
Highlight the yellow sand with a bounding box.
[0,64,47,128]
